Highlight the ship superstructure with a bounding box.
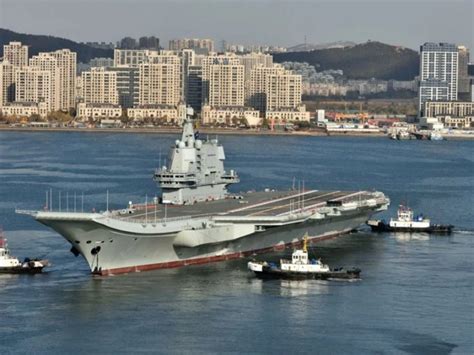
[154,110,239,205]
[18,108,390,275]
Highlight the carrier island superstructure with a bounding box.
[18,109,389,275]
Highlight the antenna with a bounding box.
[59,191,61,212]
[302,180,305,210]
[50,189,53,211]
[145,194,148,224]
[106,190,109,212]
[45,190,49,211]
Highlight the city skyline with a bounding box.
[0,0,472,50]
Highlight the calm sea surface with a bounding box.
[0,131,473,354]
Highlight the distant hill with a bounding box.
[0,29,113,63]
[287,41,356,52]
[274,41,419,80]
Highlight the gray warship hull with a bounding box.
[24,190,389,275]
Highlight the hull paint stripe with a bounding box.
[97,229,352,276]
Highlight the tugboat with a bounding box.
[247,234,361,280]
[0,230,49,274]
[367,205,453,234]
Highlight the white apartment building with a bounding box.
[201,54,241,102]
[0,101,49,118]
[0,60,17,106]
[201,104,260,126]
[15,67,56,112]
[238,52,273,82]
[41,49,77,111]
[248,64,286,111]
[81,67,118,105]
[138,63,181,106]
[127,103,187,123]
[76,102,122,120]
[208,64,244,107]
[3,42,28,68]
[419,43,459,116]
[114,49,158,67]
[169,38,214,53]
[265,71,302,112]
[266,105,310,122]
[29,53,61,111]
[424,101,474,118]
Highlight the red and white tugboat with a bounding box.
[367,205,453,234]
[0,230,49,274]
[247,234,361,280]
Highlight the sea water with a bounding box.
[0,132,472,354]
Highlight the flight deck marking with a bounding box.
[248,191,341,216]
[225,190,318,214]
[276,191,365,216]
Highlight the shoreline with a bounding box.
[0,126,472,139]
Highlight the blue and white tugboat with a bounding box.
[0,230,49,274]
[247,234,361,280]
[367,205,453,234]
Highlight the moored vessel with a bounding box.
[17,108,390,276]
[247,234,361,280]
[367,205,453,234]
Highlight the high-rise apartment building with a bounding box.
[81,67,118,105]
[180,49,195,99]
[419,43,459,116]
[186,65,203,112]
[29,53,61,111]
[169,39,214,53]
[45,49,77,111]
[248,65,286,111]
[265,71,302,112]
[15,67,55,111]
[114,49,158,67]
[208,64,244,107]
[201,54,241,103]
[90,57,115,68]
[0,61,17,106]
[3,42,28,68]
[109,66,139,108]
[138,63,180,106]
[457,46,470,100]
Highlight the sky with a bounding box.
[0,0,472,50]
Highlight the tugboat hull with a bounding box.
[248,261,361,280]
[0,260,49,274]
[368,220,453,234]
[252,266,361,280]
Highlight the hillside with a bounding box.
[0,29,113,63]
[274,41,419,80]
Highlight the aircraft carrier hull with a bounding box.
[34,197,384,275]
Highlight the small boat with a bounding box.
[367,205,453,234]
[0,230,49,274]
[396,130,412,140]
[247,234,361,280]
[429,131,444,141]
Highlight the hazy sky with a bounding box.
[1,0,472,50]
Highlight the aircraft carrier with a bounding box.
[18,109,389,275]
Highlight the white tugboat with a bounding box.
[247,234,361,280]
[367,205,453,234]
[0,230,49,274]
